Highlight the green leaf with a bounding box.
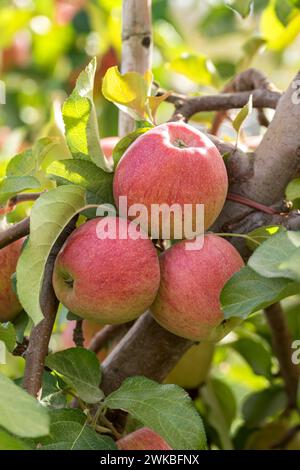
[62,58,112,172]
[0,373,49,438]
[248,230,300,279]
[231,334,272,378]
[0,176,40,205]
[226,0,254,18]
[242,385,287,427]
[260,2,300,50]
[102,66,152,121]
[0,430,30,450]
[13,311,29,344]
[6,138,59,177]
[38,409,116,450]
[0,323,16,352]
[112,127,151,167]
[279,248,300,281]
[201,378,236,450]
[105,376,207,450]
[233,94,253,135]
[169,53,218,86]
[47,159,114,206]
[17,186,86,324]
[286,178,300,201]
[246,225,282,251]
[45,348,103,404]
[221,266,300,319]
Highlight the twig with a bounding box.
[0,217,30,249]
[272,425,300,449]
[73,320,84,347]
[23,216,78,397]
[226,193,277,215]
[88,322,133,354]
[265,302,299,408]
[0,193,41,216]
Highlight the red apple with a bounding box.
[0,239,24,323]
[52,217,160,324]
[150,235,244,341]
[113,122,228,238]
[101,136,119,159]
[117,427,172,450]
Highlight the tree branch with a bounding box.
[23,217,78,397]
[0,217,30,249]
[265,303,299,408]
[88,322,133,354]
[118,0,152,136]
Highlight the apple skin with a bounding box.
[113,122,228,238]
[150,235,244,341]
[101,136,120,158]
[52,217,160,324]
[0,239,24,323]
[117,428,172,450]
[165,342,214,389]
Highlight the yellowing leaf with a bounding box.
[169,53,218,87]
[233,94,253,135]
[102,66,153,121]
[147,91,172,123]
[261,1,300,50]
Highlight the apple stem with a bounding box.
[212,232,261,246]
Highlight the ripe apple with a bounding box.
[113,122,228,238]
[60,320,108,361]
[117,427,172,450]
[101,136,120,159]
[165,342,215,389]
[52,217,160,324]
[150,234,244,341]
[0,239,24,323]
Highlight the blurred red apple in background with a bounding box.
[117,427,172,450]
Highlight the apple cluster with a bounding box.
[53,122,244,342]
[0,122,244,344]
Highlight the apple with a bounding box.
[52,216,160,324]
[101,136,120,159]
[61,320,108,361]
[113,122,228,238]
[117,427,172,450]
[0,239,24,323]
[150,234,244,341]
[165,342,215,389]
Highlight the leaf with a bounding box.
[47,159,114,206]
[62,58,111,172]
[201,378,236,450]
[6,138,59,177]
[112,127,151,167]
[260,2,300,50]
[248,230,300,279]
[280,248,300,281]
[0,430,30,450]
[225,0,254,18]
[105,376,207,450]
[0,323,16,352]
[17,185,86,324]
[286,178,300,201]
[231,334,272,378]
[242,385,287,427]
[246,225,282,251]
[0,373,49,438]
[0,176,40,205]
[38,409,116,450]
[147,92,172,123]
[13,311,29,344]
[102,66,152,121]
[169,53,218,86]
[45,348,103,404]
[233,94,253,134]
[221,266,300,319]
